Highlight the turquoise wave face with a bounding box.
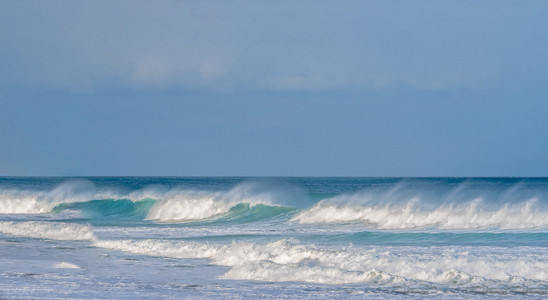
[51,199,298,226]
[205,203,298,224]
[53,199,157,221]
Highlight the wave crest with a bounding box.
[293,197,548,229]
[146,183,282,222]
[0,180,95,214]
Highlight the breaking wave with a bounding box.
[0,180,295,222]
[51,199,294,224]
[4,178,548,229]
[144,183,291,222]
[292,180,548,230]
[293,197,548,229]
[0,180,96,214]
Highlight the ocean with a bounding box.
[1,177,547,299]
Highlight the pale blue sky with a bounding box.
[1,1,547,176]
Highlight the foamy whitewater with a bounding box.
[1,177,548,298]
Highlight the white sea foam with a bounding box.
[293,197,548,229]
[0,221,95,240]
[93,238,548,285]
[0,180,96,214]
[53,262,80,269]
[145,183,279,222]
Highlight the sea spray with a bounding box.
[292,180,548,229]
[146,183,288,222]
[0,180,96,214]
[293,197,548,229]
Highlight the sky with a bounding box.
[1,0,548,176]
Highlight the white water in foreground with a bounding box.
[94,238,548,285]
[1,220,547,287]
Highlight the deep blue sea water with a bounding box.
[1,177,548,298]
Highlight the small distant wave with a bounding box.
[94,238,548,285]
[0,221,95,240]
[293,196,548,230]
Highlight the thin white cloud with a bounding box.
[128,55,227,89]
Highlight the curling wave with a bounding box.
[51,199,294,224]
[0,180,294,223]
